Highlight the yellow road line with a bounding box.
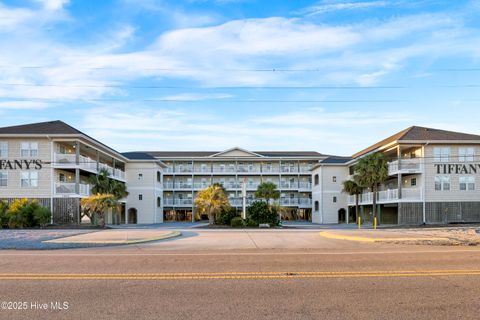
[1,270,480,280]
[319,231,449,242]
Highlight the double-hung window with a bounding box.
[21,142,38,157]
[434,147,450,162]
[458,147,475,162]
[459,176,475,191]
[0,142,7,158]
[434,176,450,191]
[21,171,38,188]
[0,171,7,187]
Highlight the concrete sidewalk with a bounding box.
[44,229,181,245]
[320,227,480,245]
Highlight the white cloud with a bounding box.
[34,0,70,11]
[298,1,387,16]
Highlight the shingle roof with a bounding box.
[320,156,352,164]
[353,126,480,158]
[0,120,127,160]
[122,152,157,160]
[142,150,325,158]
[0,120,83,135]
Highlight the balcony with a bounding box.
[280,167,298,174]
[280,183,298,190]
[347,188,423,205]
[54,153,125,181]
[163,198,193,207]
[388,158,423,175]
[299,182,312,190]
[55,182,91,197]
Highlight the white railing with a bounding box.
[55,182,91,196]
[347,188,422,205]
[388,158,422,175]
[163,199,193,206]
[280,183,298,189]
[299,182,312,189]
[299,167,312,173]
[280,167,298,173]
[194,182,211,189]
[212,167,236,173]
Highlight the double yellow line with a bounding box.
[1,270,480,280]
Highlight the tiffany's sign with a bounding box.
[435,163,480,175]
[0,159,43,170]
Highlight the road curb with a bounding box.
[43,231,182,245]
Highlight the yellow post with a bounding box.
[358,217,361,229]
[374,217,377,230]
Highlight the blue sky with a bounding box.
[0,0,479,155]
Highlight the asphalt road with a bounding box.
[1,229,480,320]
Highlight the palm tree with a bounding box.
[88,169,129,225]
[254,182,280,205]
[195,184,231,225]
[354,153,388,224]
[89,168,111,194]
[342,179,363,223]
[80,194,119,228]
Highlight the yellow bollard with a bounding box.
[374,217,377,230]
[358,217,361,229]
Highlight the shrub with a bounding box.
[216,207,239,225]
[6,199,52,228]
[0,201,8,228]
[247,201,278,226]
[230,217,244,228]
[245,218,258,227]
[33,206,51,228]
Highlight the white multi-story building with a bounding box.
[1,121,480,225]
[147,148,325,221]
[0,121,164,224]
[330,126,480,225]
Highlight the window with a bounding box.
[434,147,450,162]
[0,142,7,158]
[138,173,143,180]
[332,176,337,183]
[411,178,417,187]
[333,196,337,203]
[459,147,475,162]
[157,171,161,182]
[59,173,66,182]
[0,171,7,187]
[435,176,450,191]
[21,171,38,187]
[459,176,475,191]
[157,197,161,207]
[20,142,38,158]
[314,201,319,211]
[314,174,319,186]
[138,194,143,201]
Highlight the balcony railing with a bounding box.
[163,197,312,207]
[347,188,423,205]
[163,165,313,174]
[388,158,423,175]
[54,153,125,181]
[55,182,91,196]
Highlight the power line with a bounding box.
[0,83,406,89]
[0,97,404,103]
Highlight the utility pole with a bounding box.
[242,177,247,219]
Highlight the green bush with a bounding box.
[247,201,278,226]
[5,199,52,229]
[0,201,8,228]
[33,206,51,228]
[216,207,239,225]
[230,217,244,228]
[245,218,258,227]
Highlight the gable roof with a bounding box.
[140,150,325,158]
[210,147,264,158]
[0,120,128,161]
[0,120,83,135]
[353,126,480,158]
